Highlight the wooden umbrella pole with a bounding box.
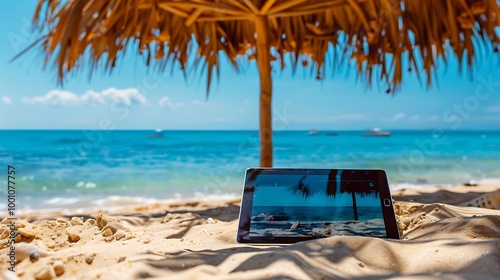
[255,16,273,167]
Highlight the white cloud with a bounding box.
[289,114,369,122]
[409,115,420,121]
[158,96,174,109]
[21,90,81,106]
[382,112,405,122]
[486,104,500,113]
[81,90,106,105]
[2,96,13,105]
[101,87,148,107]
[393,112,405,120]
[326,114,369,121]
[21,88,148,107]
[158,96,184,110]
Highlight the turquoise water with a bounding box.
[1,130,499,211]
[251,206,382,222]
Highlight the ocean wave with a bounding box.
[390,177,500,190]
[390,182,453,190]
[44,197,80,205]
[6,192,241,214]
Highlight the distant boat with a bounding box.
[363,128,392,137]
[308,129,320,135]
[147,128,165,138]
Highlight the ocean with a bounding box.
[1,130,499,212]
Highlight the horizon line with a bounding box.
[1,128,500,132]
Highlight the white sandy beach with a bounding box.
[1,182,499,280]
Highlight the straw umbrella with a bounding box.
[25,0,500,167]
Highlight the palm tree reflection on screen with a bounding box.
[337,170,379,220]
[288,170,379,221]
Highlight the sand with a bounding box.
[1,182,499,280]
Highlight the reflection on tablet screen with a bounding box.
[248,170,386,238]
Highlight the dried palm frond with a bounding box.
[24,0,499,93]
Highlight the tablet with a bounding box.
[237,168,400,243]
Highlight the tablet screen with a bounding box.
[237,169,400,243]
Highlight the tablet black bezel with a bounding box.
[236,168,400,243]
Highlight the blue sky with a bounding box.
[1,1,500,130]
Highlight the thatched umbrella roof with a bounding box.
[24,0,500,167]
